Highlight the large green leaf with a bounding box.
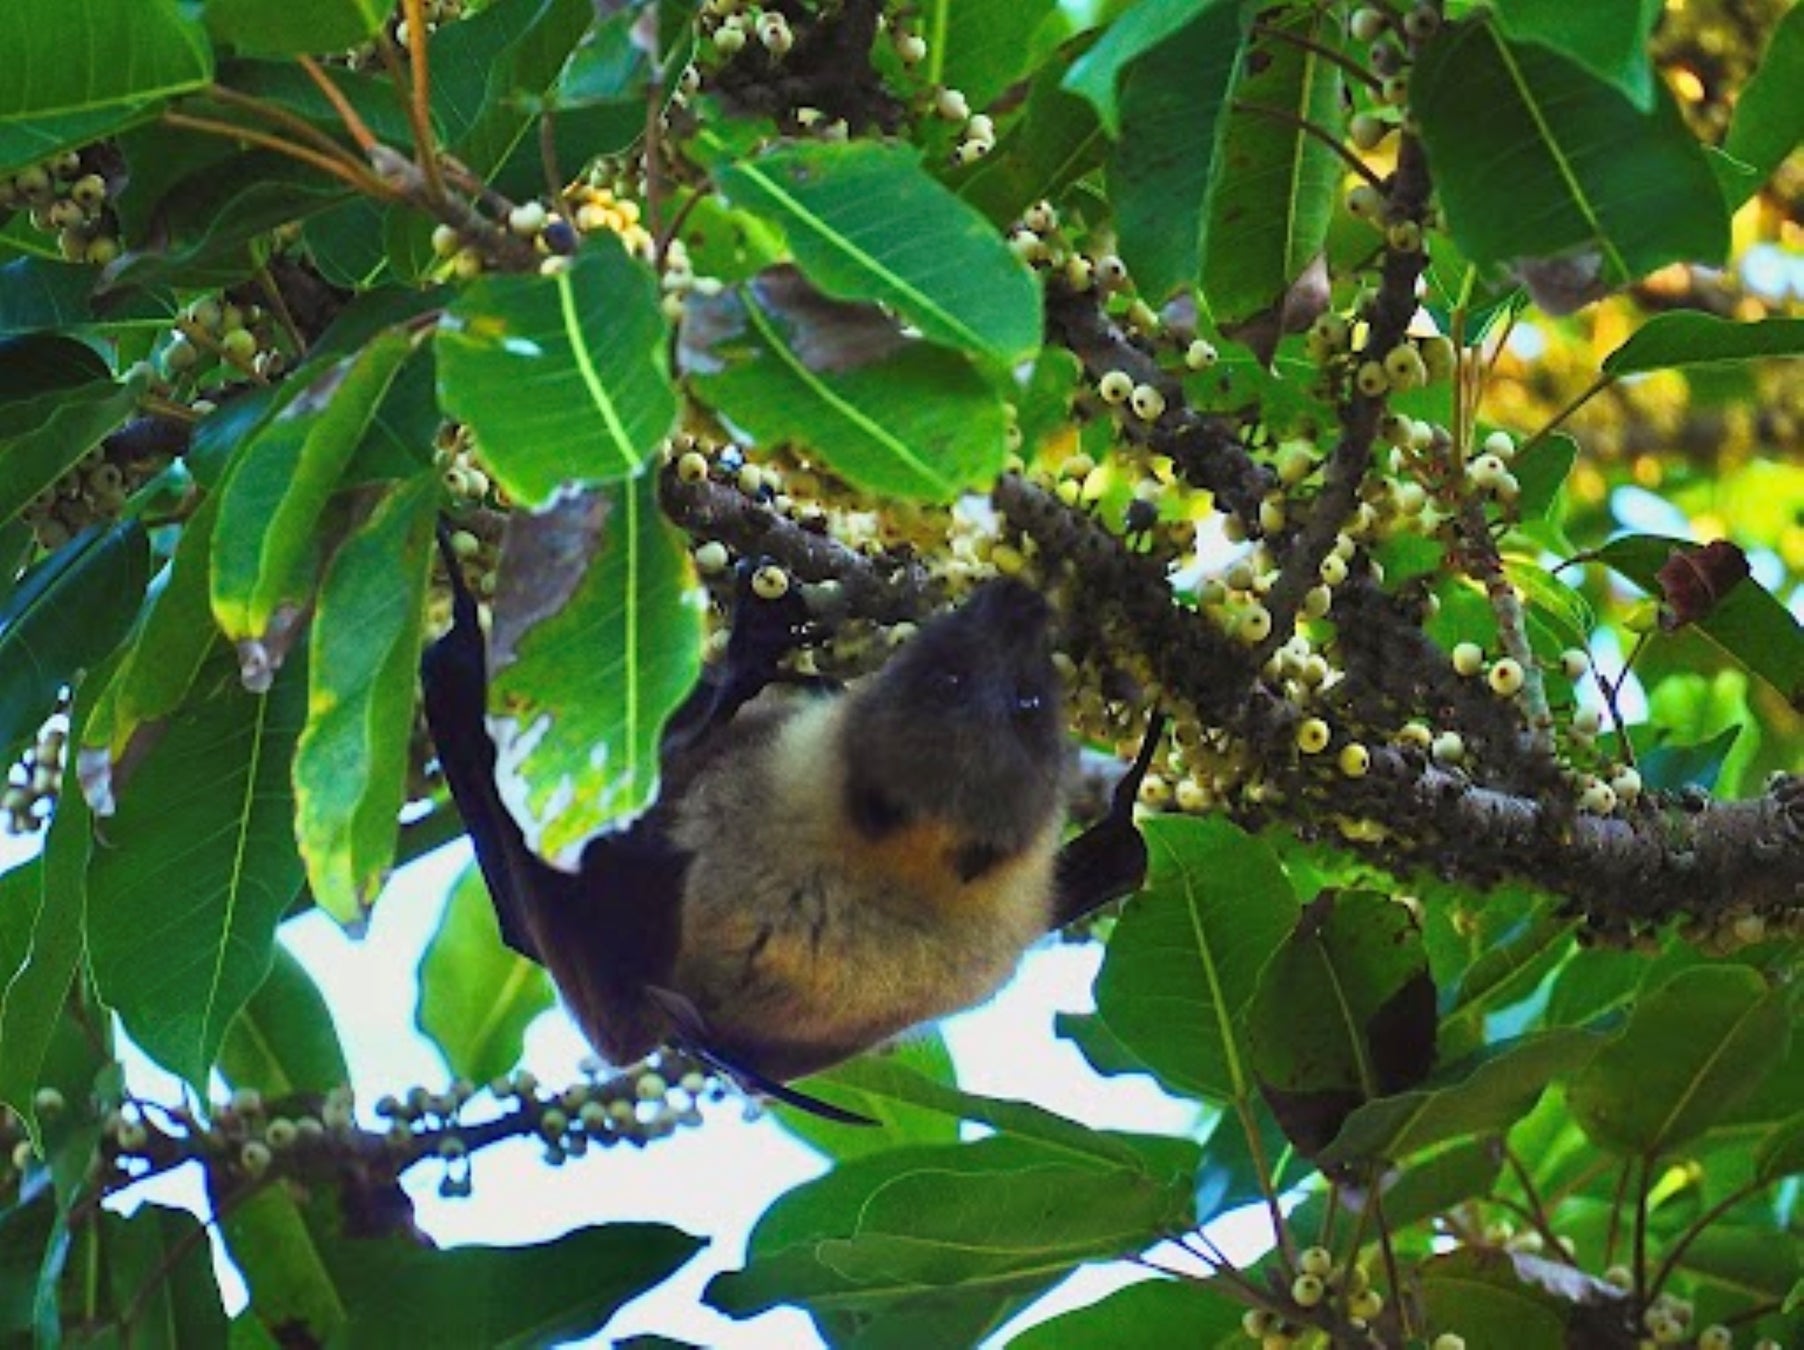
[1107,2,1241,301]
[1602,314,1804,376]
[1009,1278,1246,1349]
[1245,890,1438,1157]
[1060,817,1297,1103]
[429,0,597,187]
[489,475,701,858]
[0,260,178,336]
[922,0,1060,112]
[415,864,555,1086]
[1197,8,1340,325]
[713,140,1042,364]
[1720,4,1804,207]
[437,237,675,508]
[683,275,1009,501]
[88,654,310,1093]
[1491,0,1662,109]
[219,947,348,1098]
[1416,1248,1582,1349]
[328,1224,703,1349]
[1594,533,1804,709]
[202,0,388,56]
[1062,0,1216,134]
[1319,1030,1599,1167]
[709,1116,1198,1326]
[0,341,139,530]
[778,1037,961,1161]
[1568,965,1792,1157]
[1413,17,1729,288]
[0,521,149,766]
[82,494,221,780]
[0,0,211,175]
[210,333,415,650]
[100,1208,229,1350]
[0,786,90,1143]
[293,474,436,924]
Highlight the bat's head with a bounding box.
[844,579,1070,852]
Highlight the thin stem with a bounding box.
[1515,372,1613,459]
[1232,100,1386,189]
[205,83,369,178]
[1603,1159,1631,1268]
[138,396,202,425]
[1367,1174,1410,1338]
[1632,1156,1651,1305]
[396,0,449,204]
[1502,1147,1572,1262]
[1596,629,1650,767]
[1233,1096,1293,1268]
[160,111,391,200]
[1254,20,1383,91]
[642,21,667,241]
[295,55,383,155]
[539,112,567,215]
[254,266,308,355]
[1650,1180,1760,1297]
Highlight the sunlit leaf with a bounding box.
[1721,4,1804,206]
[713,140,1042,364]
[88,655,309,1093]
[1602,314,1804,376]
[293,474,436,924]
[416,864,555,1086]
[437,237,675,508]
[220,947,348,1098]
[1569,965,1791,1156]
[1491,0,1662,109]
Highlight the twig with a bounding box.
[394,0,449,204]
[1514,372,1613,460]
[159,111,393,201]
[254,266,308,355]
[295,55,384,156]
[1231,100,1386,189]
[1649,1180,1760,1297]
[205,83,371,179]
[1253,19,1384,91]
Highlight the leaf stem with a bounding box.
[159,110,393,202]
[1253,20,1383,91]
[1231,100,1386,189]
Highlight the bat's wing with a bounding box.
[1049,712,1166,929]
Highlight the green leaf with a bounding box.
[1490,0,1662,109]
[1602,314,1804,376]
[437,237,675,508]
[82,493,221,775]
[0,786,90,1143]
[221,1188,346,1344]
[1438,910,1573,1056]
[215,60,423,150]
[429,0,597,187]
[0,521,149,765]
[683,275,1009,501]
[202,0,388,56]
[210,333,414,647]
[1198,8,1342,326]
[1754,1112,1804,1186]
[713,140,1042,364]
[1568,965,1792,1156]
[957,60,1104,228]
[926,0,1060,112]
[327,1224,703,1349]
[1637,724,1741,793]
[0,341,139,530]
[1416,1247,1579,1349]
[88,654,309,1093]
[778,1037,960,1160]
[1008,1278,1246,1349]
[1319,1030,1600,1166]
[1413,17,1729,289]
[1721,4,1804,206]
[293,474,436,924]
[490,476,701,857]
[101,1208,229,1350]
[0,0,211,175]
[102,152,354,293]
[1062,0,1216,135]
[1246,890,1439,1157]
[1106,3,1241,300]
[416,864,554,1086]
[0,260,177,336]
[1511,431,1577,520]
[1594,534,1804,709]
[219,947,348,1098]
[709,1123,1198,1324]
[1060,817,1298,1103]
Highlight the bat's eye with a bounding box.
[1014,689,1045,717]
[930,668,965,698]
